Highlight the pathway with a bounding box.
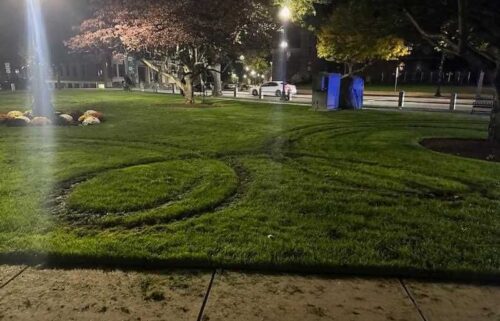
[1,265,499,321]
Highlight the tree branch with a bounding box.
[141,58,184,89]
[403,8,460,53]
[457,0,465,53]
[342,61,375,78]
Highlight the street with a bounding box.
[137,87,482,114]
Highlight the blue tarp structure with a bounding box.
[312,73,341,111]
[341,76,364,109]
[312,73,364,110]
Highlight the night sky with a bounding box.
[0,0,90,63]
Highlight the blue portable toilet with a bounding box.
[341,76,364,109]
[312,73,341,111]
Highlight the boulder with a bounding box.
[6,116,31,127]
[55,114,74,126]
[82,116,101,126]
[6,111,24,119]
[31,117,52,126]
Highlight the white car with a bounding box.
[250,81,298,97]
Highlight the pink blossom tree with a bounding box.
[67,0,275,103]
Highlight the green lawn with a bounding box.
[0,90,498,280]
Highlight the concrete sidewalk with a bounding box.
[1,265,499,321]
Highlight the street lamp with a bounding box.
[279,6,292,22]
[394,62,405,92]
[279,6,291,101]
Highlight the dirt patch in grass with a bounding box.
[421,138,500,162]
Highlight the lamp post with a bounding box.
[279,6,291,101]
[394,62,405,92]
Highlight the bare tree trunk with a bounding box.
[435,52,445,97]
[488,69,500,143]
[183,75,194,104]
[140,58,195,104]
[347,63,354,77]
[210,63,223,97]
[102,54,112,88]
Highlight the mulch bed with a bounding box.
[421,138,500,163]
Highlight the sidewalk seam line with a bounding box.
[0,266,29,290]
[399,278,429,321]
[196,269,217,321]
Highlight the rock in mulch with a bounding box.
[82,116,101,126]
[6,116,31,127]
[31,117,52,126]
[55,114,75,126]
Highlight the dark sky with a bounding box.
[0,0,90,63]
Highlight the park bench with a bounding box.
[471,96,497,114]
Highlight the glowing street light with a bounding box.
[251,70,256,76]
[279,6,292,101]
[279,6,292,22]
[239,55,245,61]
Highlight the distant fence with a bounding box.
[368,70,487,86]
[48,80,99,89]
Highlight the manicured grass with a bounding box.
[0,90,498,280]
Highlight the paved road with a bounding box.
[220,90,477,112]
[138,88,482,114]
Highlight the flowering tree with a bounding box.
[67,0,275,103]
[317,2,410,77]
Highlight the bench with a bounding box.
[471,96,496,114]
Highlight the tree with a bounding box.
[316,2,410,77]
[246,54,272,78]
[273,0,333,26]
[67,0,275,104]
[400,0,500,142]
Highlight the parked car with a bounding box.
[250,81,297,97]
